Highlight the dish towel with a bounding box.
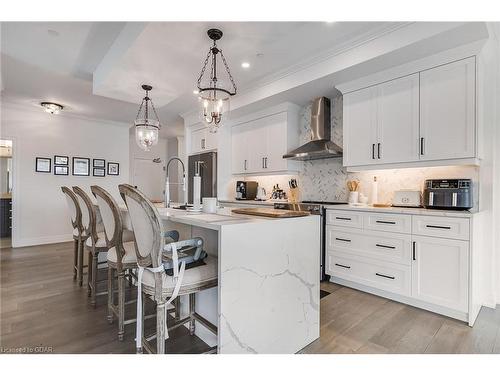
[135,242,186,351]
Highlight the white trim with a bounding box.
[14,234,73,248]
[346,158,481,172]
[329,277,469,324]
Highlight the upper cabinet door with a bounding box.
[420,57,476,160]
[231,124,249,174]
[377,74,420,164]
[343,86,378,167]
[264,113,288,172]
[246,121,268,173]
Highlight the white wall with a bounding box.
[1,103,130,248]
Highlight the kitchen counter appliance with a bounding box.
[423,179,473,210]
[236,181,258,200]
[274,200,347,281]
[392,190,422,208]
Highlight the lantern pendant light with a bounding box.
[134,84,161,151]
[196,28,237,132]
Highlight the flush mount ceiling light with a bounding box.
[196,28,237,132]
[40,102,63,114]
[133,84,161,151]
[241,62,250,69]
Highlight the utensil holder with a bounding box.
[289,188,299,203]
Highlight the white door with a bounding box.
[246,121,267,173]
[133,158,165,201]
[377,74,420,164]
[264,113,288,172]
[419,57,476,160]
[190,128,205,154]
[411,235,468,312]
[343,86,378,167]
[231,124,249,174]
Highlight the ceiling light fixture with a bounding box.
[40,102,63,114]
[196,28,237,133]
[241,62,250,69]
[193,90,199,95]
[133,84,161,151]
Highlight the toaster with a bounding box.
[392,190,422,208]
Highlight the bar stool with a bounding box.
[91,185,140,341]
[61,186,87,286]
[119,184,218,354]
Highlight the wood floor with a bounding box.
[1,241,500,354]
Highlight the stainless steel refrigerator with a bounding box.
[188,151,217,204]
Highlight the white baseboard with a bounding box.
[13,234,73,248]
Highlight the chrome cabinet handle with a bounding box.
[376,244,396,249]
[375,272,395,280]
[335,238,351,243]
[335,263,351,269]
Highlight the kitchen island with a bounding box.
[117,205,321,354]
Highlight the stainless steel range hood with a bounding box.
[283,96,343,161]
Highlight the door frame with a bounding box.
[1,136,17,247]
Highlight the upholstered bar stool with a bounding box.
[119,184,218,354]
[91,185,139,341]
[61,186,87,285]
[73,186,122,306]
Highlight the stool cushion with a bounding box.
[141,256,218,295]
[107,241,137,266]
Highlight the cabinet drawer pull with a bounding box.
[412,241,416,261]
[375,220,396,225]
[335,217,352,221]
[372,144,375,159]
[335,237,351,243]
[426,224,451,230]
[375,244,395,249]
[420,137,425,155]
[375,272,395,280]
[264,157,268,169]
[262,157,265,169]
[377,143,381,159]
[335,263,351,269]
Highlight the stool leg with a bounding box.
[156,301,166,354]
[87,250,93,297]
[107,267,114,323]
[73,239,78,280]
[78,238,84,287]
[189,293,196,335]
[90,251,98,307]
[118,270,125,341]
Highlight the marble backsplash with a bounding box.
[226,95,479,206]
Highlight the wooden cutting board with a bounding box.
[231,207,310,218]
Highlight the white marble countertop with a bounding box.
[324,204,477,218]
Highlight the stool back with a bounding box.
[61,186,83,236]
[73,186,98,244]
[118,184,162,269]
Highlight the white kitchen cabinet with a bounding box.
[343,74,420,167]
[343,86,377,166]
[376,73,420,164]
[230,108,299,175]
[190,127,217,154]
[411,235,469,312]
[419,57,476,161]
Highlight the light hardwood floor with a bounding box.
[1,241,499,354]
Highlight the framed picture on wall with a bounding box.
[54,166,69,175]
[54,155,69,166]
[72,157,90,176]
[107,162,119,176]
[93,159,105,168]
[35,157,51,173]
[93,168,105,177]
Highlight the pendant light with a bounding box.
[196,28,237,132]
[134,84,161,151]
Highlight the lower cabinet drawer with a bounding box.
[365,212,411,234]
[412,215,470,240]
[326,226,411,265]
[327,251,411,297]
[325,209,363,228]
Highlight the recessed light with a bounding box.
[40,102,63,114]
[193,90,199,95]
[241,62,250,69]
